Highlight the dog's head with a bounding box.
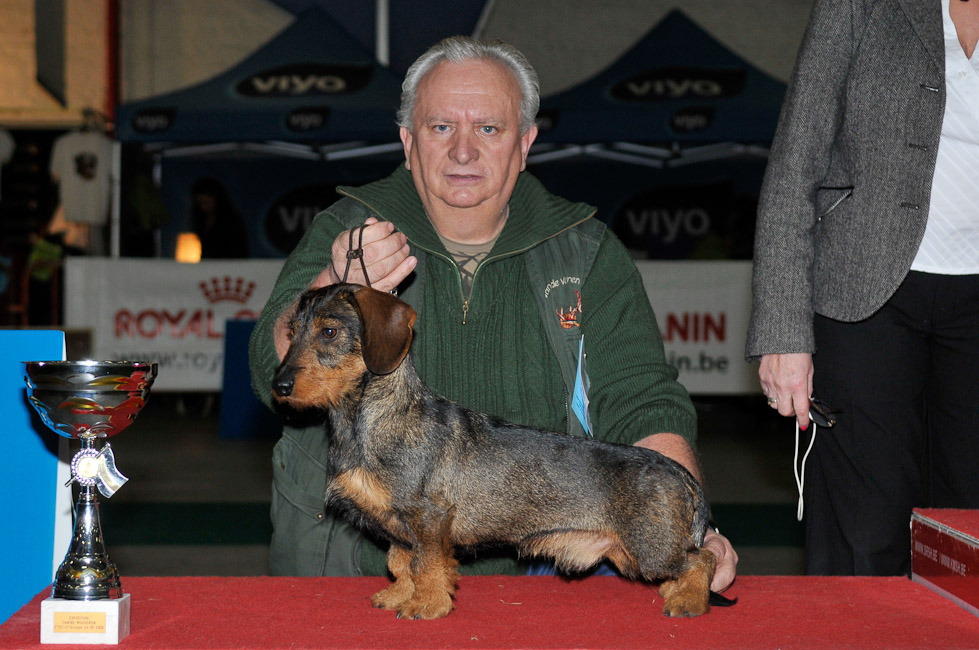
[271,283,417,409]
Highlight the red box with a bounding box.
[911,508,979,617]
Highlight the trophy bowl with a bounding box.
[24,360,156,441]
[23,360,157,601]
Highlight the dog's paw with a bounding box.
[372,583,413,611]
[659,580,710,618]
[396,592,454,620]
[662,597,710,618]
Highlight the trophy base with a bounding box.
[40,593,131,645]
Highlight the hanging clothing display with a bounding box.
[0,127,15,203]
[49,130,113,225]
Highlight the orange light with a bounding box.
[175,232,202,263]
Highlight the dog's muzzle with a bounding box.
[272,365,296,398]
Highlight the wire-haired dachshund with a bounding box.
[271,283,733,619]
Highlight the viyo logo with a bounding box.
[132,108,175,133]
[237,64,372,97]
[610,67,746,102]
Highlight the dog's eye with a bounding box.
[321,327,337,340]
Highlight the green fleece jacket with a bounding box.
[249,165,696,576]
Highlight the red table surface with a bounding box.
[2,575,978,650]
[915,508,979,539]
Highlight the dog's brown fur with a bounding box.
[272,283,729,619]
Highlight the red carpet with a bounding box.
[2,575,978,649]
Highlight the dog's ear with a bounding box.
[350,287,417,375]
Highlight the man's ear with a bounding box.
[400,126,413,171]
[519,124,538,171]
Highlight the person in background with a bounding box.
[190,177,249,259]
[746,0,979,576]
[250,36,736,591]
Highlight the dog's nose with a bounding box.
[273,369,295,397]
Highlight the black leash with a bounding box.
[341,223,372,288]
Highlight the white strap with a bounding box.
[793,420,817,521]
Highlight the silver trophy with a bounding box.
[23,360,157,601]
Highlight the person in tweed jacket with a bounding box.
[746,0,979,576]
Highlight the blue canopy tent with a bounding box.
[115,6,403,154]
[113,7,409,258]
[530,10,786,168]
[112,7,786,260]
[526,11,787,259]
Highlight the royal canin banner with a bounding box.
[65,258,760,394]
[637,260,758,394]
[64,258,283,391]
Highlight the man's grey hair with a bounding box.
[396,36,540,135]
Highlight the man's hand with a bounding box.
[758,352,813,430]
[703,529,738,592]
[312,217,417,292]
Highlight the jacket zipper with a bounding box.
[417,247,470,324]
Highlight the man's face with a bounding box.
[400,59,538,220]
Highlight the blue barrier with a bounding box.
[219,320,281,439]
[1,330,66,623]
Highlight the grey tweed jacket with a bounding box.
[745,0,946,359]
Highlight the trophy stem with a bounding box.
[53,436,123,600]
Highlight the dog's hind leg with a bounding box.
[395,506,459,620]
[371,544,415,611]
[658,548,715,617]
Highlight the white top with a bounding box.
[911,0,979,274]
[49,130,114,225]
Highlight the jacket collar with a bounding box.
[896,0,944,70]
[338,165,596,257]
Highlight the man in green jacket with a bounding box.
[249,36,737,592]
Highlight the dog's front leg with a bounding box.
[395,506,458,620]
[371,544,415,611]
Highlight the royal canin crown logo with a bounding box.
[199,277,256,304]
[115,276,260,341]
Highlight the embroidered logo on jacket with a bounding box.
[557,291,583,329]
